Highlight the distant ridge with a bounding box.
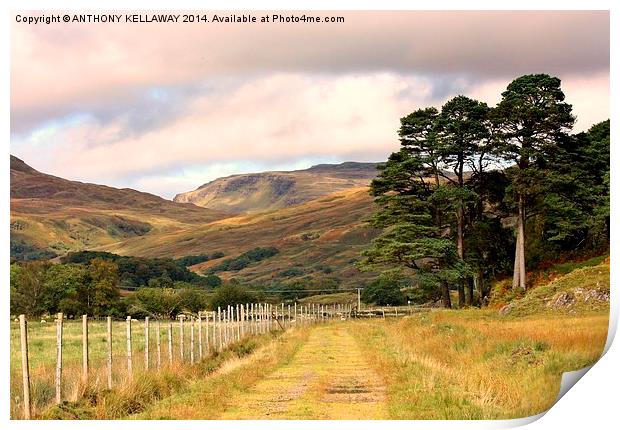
[10,155,225,255]
[174,161,381,214]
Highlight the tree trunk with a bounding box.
[518,193,526,289]
[475,271,485,306]
[441,281,452,309]
[456,205,466,307]
[434,167,442,227]
[467,277,475,306]
[512,230,520,289]
[456,159,467,307]
[457,282,465,308]
[512,193,527,289]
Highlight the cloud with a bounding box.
[11,73,430,187]
[11,11,609,131]
[10,11,609,198]
[12,70,609,198]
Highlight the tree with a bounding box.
[494,74,575,289]
[463,169,513,304]
[10,261,50,317]
[541,120,610,251]
[82,258,122,316]
[360,149,466,308]
[209,284,257,310]
[43,263,89,315]
[134,288,183,319]
[178,288,209,314]
[361,273,406,306]
[434,95,490,305]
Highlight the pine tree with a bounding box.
[493,74,575,289]
[435,95,490,305]
[359,109,467,308]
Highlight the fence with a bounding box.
[12,302,353,419]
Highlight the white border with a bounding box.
[1,1,616,429]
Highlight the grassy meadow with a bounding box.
[10,308,609,419]
[349,311,609,419]
[9,317,264,419]
[10,262,610,419]
[132,309,609,420]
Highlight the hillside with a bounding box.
[11,156,380,287]
[99,187,379,288]
[10,156,226,258]
[499,262,610,317]
[173,162,380,214]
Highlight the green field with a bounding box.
[10,316,277,419]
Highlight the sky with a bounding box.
[10,10,610,199]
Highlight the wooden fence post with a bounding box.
[246,303,250,337]
[227,308,230,344]
[190,317,195,364]
[251,303,255,335]
[167,321,173,366]
[294,303,297,325]
[205,312,210,353]
[82,315,88,384]
[144,316,150,370]
[106,317,112,389]
[236,304,241,341]
[156,320,161,370]
[126,316,132,375]
[241,304,245,337]
[198,312,203,361]
[180,316,185,362]
[55,312,63,404]
[217,307,222,351]
[19,315,31,419]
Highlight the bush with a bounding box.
[175,254,211,267]
[209,284,257,309]
[209,247,279,273]
[362,275,406,306]
[277,268,304,278]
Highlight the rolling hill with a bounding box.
[173,162,380,214]
[99,187,379,288]
[11,156,380,287]
[10,156,226,258]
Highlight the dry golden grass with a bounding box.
[135,327,310,419]
[13,311,609,420]
[9,318,275,419]
[348,310,609,419]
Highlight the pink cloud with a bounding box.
[11,10,608,129]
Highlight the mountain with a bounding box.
[10,156,225,258]
[173,162,381,214]
[99,186,379,288]
[11,156,380,287]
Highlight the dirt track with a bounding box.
[218,325,388,419]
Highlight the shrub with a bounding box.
[209,284,257,309]
[209,247,279,273]
[362,275,406,306]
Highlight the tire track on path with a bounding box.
[219,324,388,419]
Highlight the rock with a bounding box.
[547,292,576,308]
[499,303,515,315]
[584,289,610,303]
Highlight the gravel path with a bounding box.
[218,324,388,419]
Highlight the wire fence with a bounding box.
[11,302,353,419]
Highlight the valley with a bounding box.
[10,156,380,287]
